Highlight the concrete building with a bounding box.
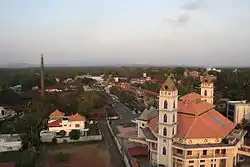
[47,110,89,136]
[0,134,22,152]
[132,75,246,167]
[226,100,250,124]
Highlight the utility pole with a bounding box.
[40,54,45,97]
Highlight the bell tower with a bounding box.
[157,75,178,167]
[200,75,216,104]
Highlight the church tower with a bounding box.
[200,75,216,104]
[157,76,178,167]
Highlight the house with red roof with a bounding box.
[131,75,247,167]
[47,110,88,136]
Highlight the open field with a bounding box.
[39,141,111,167]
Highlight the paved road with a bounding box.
[99,120,125,167]
[112,102,138,123]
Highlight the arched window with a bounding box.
[162,147,166,155]
[204,90,207,96]
[164,100,168,109]
[163,127,167,136]
[173,114,175,122]
[164,114,168,122]
[173,100,176,109]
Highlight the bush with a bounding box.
[69,130,80,140]
[52,137,57,144]
[59,130,66,137]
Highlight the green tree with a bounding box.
[69,130,80,140]
[59,130,66,137]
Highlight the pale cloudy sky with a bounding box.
[0,0,250,66]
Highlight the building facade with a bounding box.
[226,100,250,124]
[133,75,246,167]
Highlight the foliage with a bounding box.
[52,137,57,144]
[55,152,70,163]
[69,130,80,140]
[59,130,66,137]
[77,91,105,113]
[133,82,160,93]
[81,77,97,85]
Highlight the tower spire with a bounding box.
[40,54,45,97]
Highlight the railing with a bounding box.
[173,153,228,159]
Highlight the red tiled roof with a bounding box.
[130,159,140,167]
[177,109,235,139]
[0,163,16,167]
[178,99,215,115]
[148,116,158,133]
[69,113,85,122]
[148,107,235,139]
[128,147,148,156]
[48,119,62,127]
[180,92,203,101]
[49,109,64,118]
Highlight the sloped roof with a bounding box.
[177,109,235,139]
[69,113,85,121]
[141,127,157,141]
[138,106,158,121]
[49,109,64,118]
[178,97,215,115]
[180,92,203,101]
[127,147,148,156]
[160,76,177,91]
[48,119,62,127]
[148,108,235,139]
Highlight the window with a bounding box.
[215,149,220,154]
[177,149,183,154]
[164,114,168,122]
[187,151,192,155]
[142,124,145,127]
[188,166,194,167]
[75,124,80,128]
[221,149,226,154]
[204,90,208,96]
[172,128,175,135]
[203,150,207,155]
[200,165,205,167]
[163,127,167,136]
[173,100,176,109]
[173,114,175,122]
[164,100,168,109]
[200,160,205,163]
[162,147,166,155]
[189,160,194,163]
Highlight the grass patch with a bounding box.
[55,152,70,163]
[0,150,36,167]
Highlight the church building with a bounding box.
[133,75,246,167]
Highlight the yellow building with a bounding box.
[133,75,247,167]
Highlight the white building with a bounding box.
[48,110,89,136]
[0,134,22,152]
[227,100,250,124]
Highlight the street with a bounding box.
[99,120,126,167]
[112,102,138,123]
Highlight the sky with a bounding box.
[0,0,250,67]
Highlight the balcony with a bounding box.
[173,153,228,160]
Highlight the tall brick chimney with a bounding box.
[40,54,45,97]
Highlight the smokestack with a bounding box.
[40,54,45,97]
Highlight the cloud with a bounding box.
[181,0,204,11]
[162,13,190,26]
